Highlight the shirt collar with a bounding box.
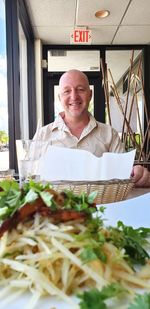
[79,113,98,139]
[51,112,69,131]
[52,112,98,133]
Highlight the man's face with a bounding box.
[58,71,92,119]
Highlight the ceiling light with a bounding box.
[95,10,110,19]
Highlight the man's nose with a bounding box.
[70,88,78,99]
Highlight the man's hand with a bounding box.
[132,165,150,187]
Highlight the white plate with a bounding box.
[99,192,150,228]
[1,192,150,309]
[1,294,79,309]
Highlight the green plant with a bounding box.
[0,130,9,144]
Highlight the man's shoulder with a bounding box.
[34,114,64,140]
[96,120,115,132]
[42,122,54,130]
[33,122,54,140]
[40,122,54,133]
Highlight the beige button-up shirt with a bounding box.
[34,113,124,157]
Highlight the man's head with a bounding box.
[58,69,92,120]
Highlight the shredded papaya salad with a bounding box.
[0,179,150,309]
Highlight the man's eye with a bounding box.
[77,88,85,92]
[63,90,70,94]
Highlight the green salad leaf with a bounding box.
[74,216,107,263]
[0,179,98,222]
[107,220,150,265]
[78,283,127,309]
[128,293,150,309]
[0,180,21,220]
[57,189,97,214]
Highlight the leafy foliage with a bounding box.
[62,189,97,214]
[0,179,97,221]
[128,293,150,309]
[107,220,150,265]
[0,130,8,145]
[78,217,107,263]
[0,180,21,220]
[78,283,127,309]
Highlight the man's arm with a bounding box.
[132,165,150,187]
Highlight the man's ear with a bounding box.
[58,93,61,101]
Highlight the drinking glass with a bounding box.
[0,169,15,180]
[16,140,49,185]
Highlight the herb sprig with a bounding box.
[78,286,150,309]
[107,220,150,265]
[78,283,127,309]
[0,179,97,222]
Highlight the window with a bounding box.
[5,0,36,171]
[0,0,9,170]
[19,20,29,139]
[105,49,147,161]
[48,50,100,72]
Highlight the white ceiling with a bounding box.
[25,0,147,83]
[25,0,150,45]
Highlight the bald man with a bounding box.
[34,69,150,187]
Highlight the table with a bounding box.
[127,187,150,199]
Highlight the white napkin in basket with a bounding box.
[38,146,136,181]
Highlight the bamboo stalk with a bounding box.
[145,122,150,161]
[138,119,150,162]
[121,50,134,140]
[139,67,149,125]
[146,151,150,162]
[100,59,111,125]
[105,63,111,125]
[138,67,150,160]
[108,68,141,152]
[135,93,143,144]
[110,85,142,154]
[124,55,143,147]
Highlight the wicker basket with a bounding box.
[51,179,134,204]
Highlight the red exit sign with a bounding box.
[70,29,92,45]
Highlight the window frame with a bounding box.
[5,0,36,171]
